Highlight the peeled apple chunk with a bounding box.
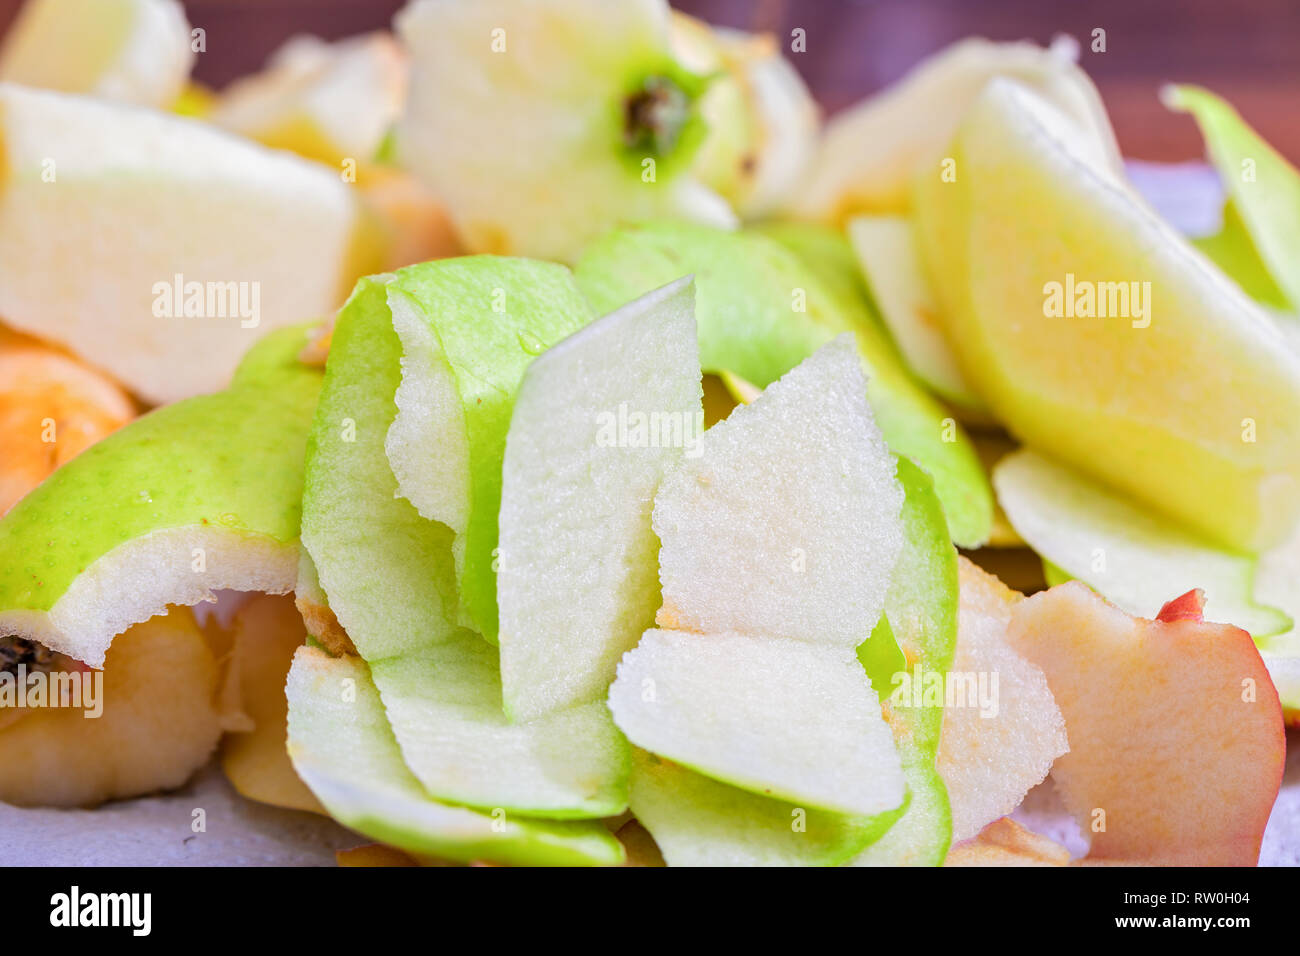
[384,257,596,641]
[0,324,321,668]
[1164,85,1300,312]
[626,749,900,867]
[395,0,733,262]
[210,32,407,167]
[0,607,222,808]
[0,83,380,403]
[994,449,1290,638]
[0,0,193,108]
[575,221,993,548]
[610,630,904,816]
[285,648,626,867]
[653,336,903,645]
[498,277,702,721]
[915,77,1300,552]
[1006,582,1285,866]
[793,36,1120,220]
[936,559,1068,843]
[303,272,629,820]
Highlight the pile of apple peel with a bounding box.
[0,0,1296,868]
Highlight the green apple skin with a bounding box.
[1165,85,1300,312]
[368,642,630,819]
[301,275,463,663]
[497,276,701,722]
[575,221,993,547]
[385,257,595,643]
[852,456,959,866]
[302,269,629,819]
[627,747,906,867]
[0,322,321,667]
[286,647,626,866]
[1194,201,1291,310]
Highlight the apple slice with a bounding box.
[0,83,381,403]
[792,37,1120,220]
[610,630,904,816]
[914,77,1300,551]
[383,257,596,641]
[625,748,901,867]
[0,607,221,807]
[498,277,701,721]
[576,221,993,547]
[394,0,734,262]
[303,272,629,820]
[1164,85,1300,311]
[218,594,322,815]
[702,374,960,861]
[653,335,903,644]
[210,32,406,167]
[285,647,625,866]
[0,328,135,515]
[847,215,980,407]
[0,0,193,108]
[369,640,629,818]
[611,338,905,829]
[1006,581,1284,865]
[303,276,462,663]
[850,457,959,866]
[994,448,1290,638]
[944,817,1070,867]
[936,558,1068,843]
[0,323,321,667]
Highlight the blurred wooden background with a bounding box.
[1,0,1297,162]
